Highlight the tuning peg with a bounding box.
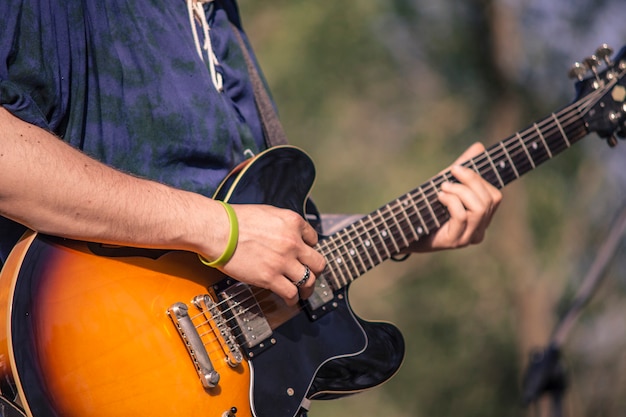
[568,62,587,81]
[583,55,600,74]
[607,135,618,147]
[595,44,614,64]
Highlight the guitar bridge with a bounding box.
[192,294,244,367]
[167,302,221,389]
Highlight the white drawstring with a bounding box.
[186,0,223,92]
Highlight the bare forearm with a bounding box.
[0,107,225,255]
[0,108,328,305]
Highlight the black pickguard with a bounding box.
[216,146,405,416]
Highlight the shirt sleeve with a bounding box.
[0,0,73,131]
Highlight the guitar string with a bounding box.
[198,78,606,319]
[188,84,604,353]
[186,78,616,358]
[193,82,598,330]
[185,104,588,357]
[315,83,607,288]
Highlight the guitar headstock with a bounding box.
[570,44,626,147]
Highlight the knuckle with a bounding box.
[285,287,300,306]
[284,209,304,225]
[316,255,327,272]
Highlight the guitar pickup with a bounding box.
[306,274,334,311]
[217,283,273,350]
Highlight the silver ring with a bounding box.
[295,265,311,287]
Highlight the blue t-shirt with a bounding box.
[0,0,271,261]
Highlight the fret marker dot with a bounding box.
[532,142,538,150]
[365,240,371,247]
[336,258,343,264]
[382,230,388,237]
[417,226,423,234]
[349,249,356,256]
[499,161,506,169]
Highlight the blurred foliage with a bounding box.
[239,0,626,416]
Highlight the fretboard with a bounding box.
[316,98,590,291]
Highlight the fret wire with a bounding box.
[383,204,410,251]
[317,239,344,289]
[485,152,505,188]
[324,233,352,287]
[337,227,363,280]
[330,228,361,286]
[474,106,583,184]
[533,122,553,158]
[379,203,404,249]
[499,141,520,180]
[387,200,410,247]
[411,187,446,232]
[444,171,457,182]
[470,155,500,189]
[429,176,448,212]
[542,126,568,155]
[406,192,429,235]
[500,135,533,178]
[336,238,358,284]
[516,132,536,169]
[469,158,479,173]
[336,229,363,281]
[521,129,551,166]
[491,152,517,186]
[340,225,368,278]
[424,182,441,228]
[363,206,409,260]
[378,207,401,253]
[346,223,372,275]
[368,211,393,259]
[354,219,376,268]
[399,198,421,242]
[470,104,582,185]
[359,216,384,264]
[314,99,593,288]
[552,113,571,147]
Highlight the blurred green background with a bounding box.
[239,0,626,415]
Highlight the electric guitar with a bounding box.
[1,45,625,417]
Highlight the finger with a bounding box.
[440,178,488,215]
[268,275,301,306]
[450,142,486,166]
[301,221,319,246]
[449,165,493,207]
[284,261,312,286]
[297,274,316,299]
[436,190,468,244]
[298,244,326,274]
[288,263,316,299]
[448,165,502,220]
[440,180,491,244]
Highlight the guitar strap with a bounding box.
[230,23,289,148]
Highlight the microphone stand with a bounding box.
[520,204,626,416]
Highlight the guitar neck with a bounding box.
[316,98,590,290]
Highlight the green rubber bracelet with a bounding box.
[198,201,239,268]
